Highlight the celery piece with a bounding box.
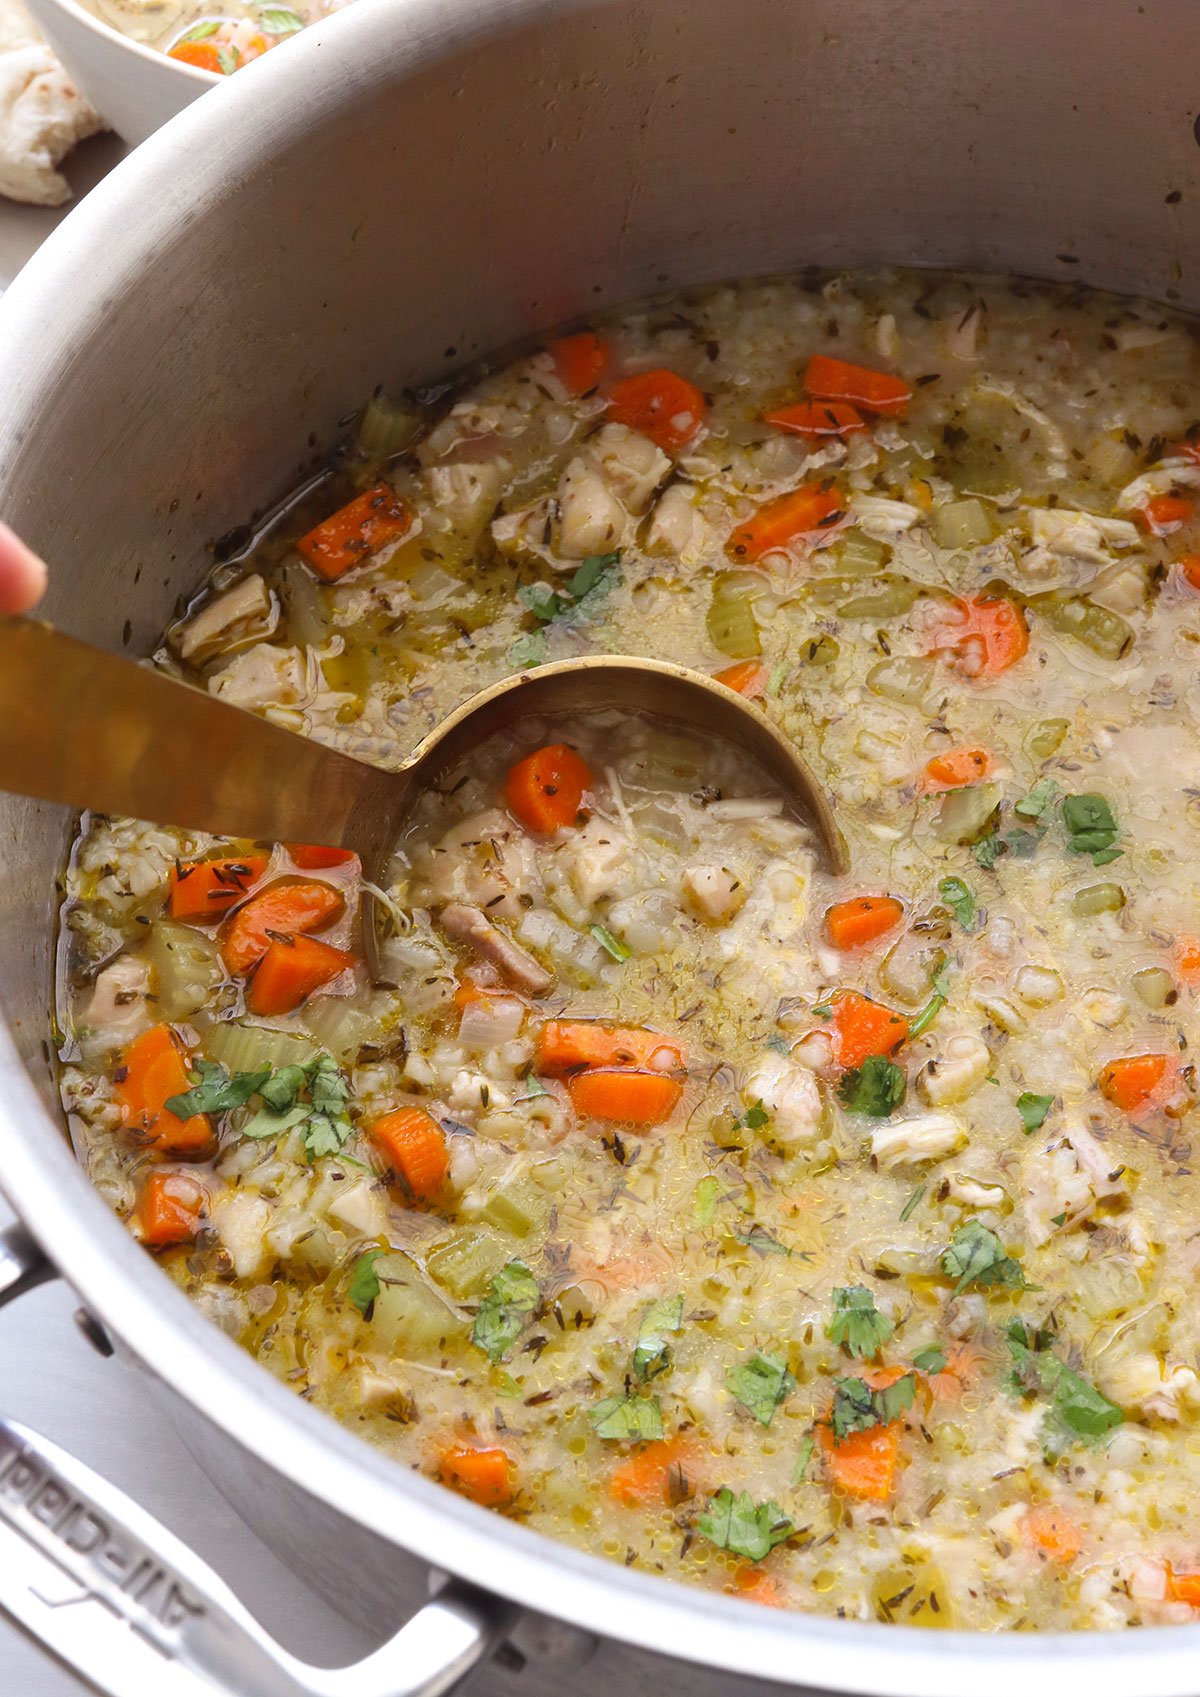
[427,1228,512,1300]
[371,1257,466,1353]
[1030,592,1133,661]
[930,497,995,550]
[143,920,222,1021]
[206,1020,317,1076]
[837,576,919,619]
[707,572,762,659]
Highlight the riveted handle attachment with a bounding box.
[0,1224,55,1309]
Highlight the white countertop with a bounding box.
[0,132,126,288]
[0,140,374,1696]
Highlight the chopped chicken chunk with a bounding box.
[743,1053,822,1148]
[176,574,277,665]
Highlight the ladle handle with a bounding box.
[0,619,388,850]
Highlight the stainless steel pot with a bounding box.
[2,0,1200,1691]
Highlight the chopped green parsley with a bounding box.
[826,1285,894,1361]
[472,1261,539,1363]
[830,1373,915,1440]
[838,1054,906,1116]
[697,1488,794,1562]
[1061,793,1122,866]
[937,875,977,930]
[590,1393,664,1442]
[633,1295,684,1381]
[941,1220,1030,1295]
[727,1351,796,1426]
[1017,1091,1054,1133]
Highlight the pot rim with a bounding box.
[4,0,1200,1687]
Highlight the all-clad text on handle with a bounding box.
[0,1415,513,1697]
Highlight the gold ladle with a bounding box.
[0,620,846,901]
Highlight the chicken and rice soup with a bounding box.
[57,269,1200,1630]
[82,0,349,75]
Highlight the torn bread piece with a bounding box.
[0,0,106,207]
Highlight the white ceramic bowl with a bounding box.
[23,0,219,144]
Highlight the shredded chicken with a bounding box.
[440,903,554,995]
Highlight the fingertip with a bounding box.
[0,520,48,614]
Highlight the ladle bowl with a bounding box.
[0,619,847,904]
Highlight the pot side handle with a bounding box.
[0,1412,515,1697]
[0,1222,57,1308]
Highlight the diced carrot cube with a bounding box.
[828,991,909,1070]
[824,896,904,950]
[168,855,268,922]
[804,354,912,418]
[548,331,610,396]
[713,660,767,699]
[607,369,707,451]
[506,744,593,834]
[371,1106,449,1200]
[297,483,410,581]
[727,482,846,563]
[220,878,345,976]
[139,1170,206,1248]
[439,1444,514,1506]
[246,935,356,1016]
[115,1026,212,1156]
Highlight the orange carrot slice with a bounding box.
[220,877,345,976]
[929,594,1029,676]
[922,747,993,790]
[115,1026,212,1156]
[804,354,912,418]
[297,483,411,581]
[506,743,593,834]
[168,855,268,922]
[453,981,512,1010]
[728,1566,786,1607]
[548,331,609,395]
[439,1444,514,1507]
[824,896,904,950]
[1138,493,1195,536]
[138,1170,206,1248]
[607,369,706,451]
[568,1069,683,1126]
[246,935,355,1016]
[609,1437,698,1507]
[284,844,358,870]
[1175,936,1200,984]
[828,991,909,1070]
[537,1021,686,1075]
[713,659,767,699]
[168,40,225,71]
[817,1421,901,1500]
[1021,1504,1082,1564]
[371,1106,449,1199]
[1098,1053,1176,1114]
[764,399,868,440]
[1167,1565,1200,1606]
[727,481,847,563]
